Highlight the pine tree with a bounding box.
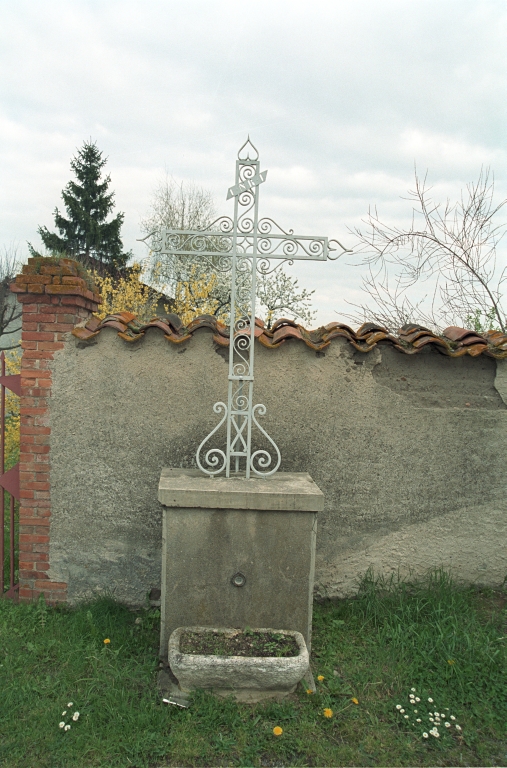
[31,140,130,273]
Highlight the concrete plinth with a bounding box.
[158,468,323,661]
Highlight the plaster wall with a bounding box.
[48,327,507,604]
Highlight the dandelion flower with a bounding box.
[428,697,433,703]
[306,689,313,695]
[67,702,73,708]
[351,697,359,705]
[64,725,71,732]
[317,675,325,682]
[396,704,402,710]
[445,722,450,728]
[422,732,428,739]
[72,712,80,721]
[59,722,65,729]
[103,639,110,645]
[411,687,416,692]
[273,726,283,736]
[323,708,333,718]
[415,697,420,702]
[455,724,462,731]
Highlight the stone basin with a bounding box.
[168,626,310,702]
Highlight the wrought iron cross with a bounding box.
[141,138,349,478]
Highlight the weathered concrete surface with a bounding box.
[159,468,324,510]
[159,470,318,657]
[47,326,507,605]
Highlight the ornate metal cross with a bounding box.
[141,138,348,478]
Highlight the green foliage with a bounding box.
[31,141,130,272]
[465,307,500,333]
[0,573,505,767]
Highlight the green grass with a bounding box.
[1,494,19,594]
[0,569,505,767]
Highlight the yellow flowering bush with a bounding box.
[94,262,162,323]
[3,350,20,470]
[172,265,222,326]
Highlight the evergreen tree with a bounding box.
[31,140,130,273]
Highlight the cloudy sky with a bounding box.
[1,0,506,325]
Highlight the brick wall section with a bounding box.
[10,257,100,603]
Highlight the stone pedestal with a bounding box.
[158,468,324,661]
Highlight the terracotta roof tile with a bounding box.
[71,314,507,359]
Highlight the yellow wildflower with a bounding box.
[317,675,325,682]
[306,689,313,694]
[323,708,333,718]
[103,638,111,644]
[351,697,359,705]
[273,726,283,736]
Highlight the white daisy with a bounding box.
[416,718,421,723]
[59,722,65,729]
[456,725,462,731]
[428,697,433,703]
[72,712,80,721]
[404,715,409,719]
[67,702,73,708]
[396,704,402,710]
[411,687,416,692]
[415,697,420,702]
[64,725,71,732]
[422,732,428,739]
[445,722,451,728]
[450,715,456,720]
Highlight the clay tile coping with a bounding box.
[70,312,507,360]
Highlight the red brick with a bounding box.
[46,284,85,296]
[23,275,52,284]
[22,570,49,579]
[21,494,51,505]
[22,322,38,331]
[19,561,34,570]
[10,283,27,293]
[28,313,56,323]
[41,581,67,589]
[19,294,52,305]
[27,284,45,294]
[34,490,50,499]
[22,426,50,436]
[28,445,50,454]
[37,341,64,351]
[19,514,50,525]
[54,312,77,324]
[35,562,50,571]
[39,265,63,276]
[39,323,74,333]
[20,534,49,544]
[19,588,34,599]
[25,481,50,490]
[33,543,49,553]
[37,380,52,389]
[62,276,86,287]
[33,550,49,570]
[22,331,55,342]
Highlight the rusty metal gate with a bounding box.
[0,351,21,599]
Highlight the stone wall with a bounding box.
[46,324,507,604]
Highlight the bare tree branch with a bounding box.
[349,169,507,333]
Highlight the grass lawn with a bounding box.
[0,569,505,767]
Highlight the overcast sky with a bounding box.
[1,0,506,325]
